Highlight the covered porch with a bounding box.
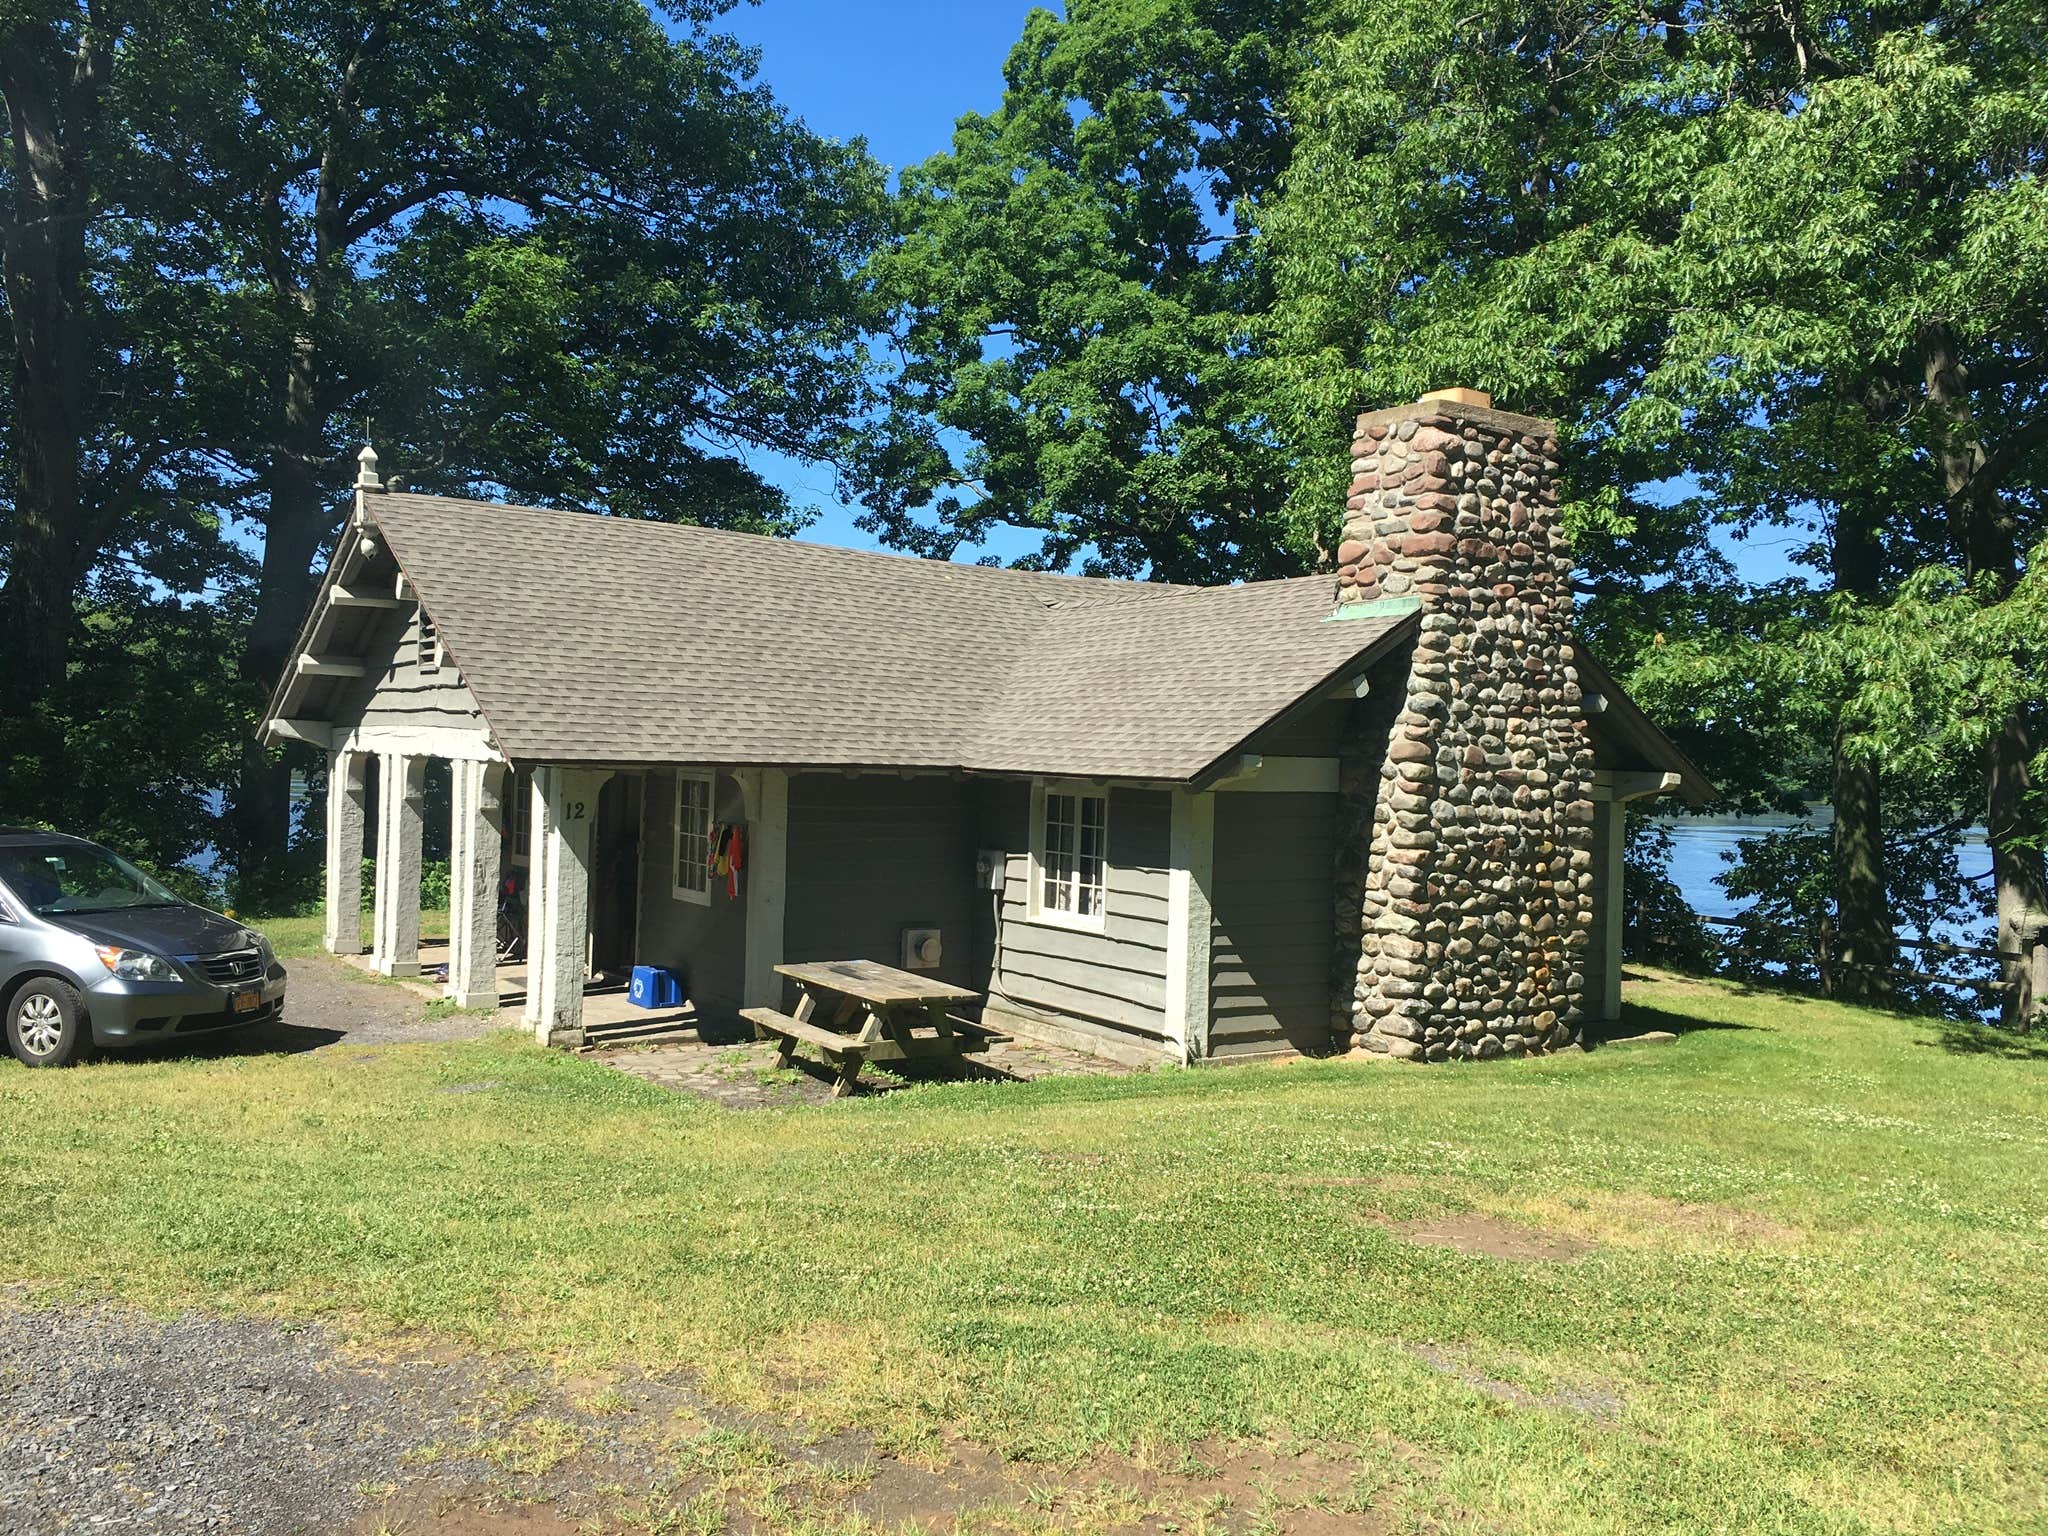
[321,751,790,1048]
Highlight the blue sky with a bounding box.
[711,1,1045,557]
[705,0,1806,586]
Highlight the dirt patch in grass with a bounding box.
[363,1430,1406,1535]
[362,1495,586,1535]
[593,1033,1128,1110]
[1509,1190,1805,1251]
[1390,1211,1595,1262]
[835,1439,1019,1526]
[1400,1343,1624,1421]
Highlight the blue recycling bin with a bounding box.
[628,965,684,1010]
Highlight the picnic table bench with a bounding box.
[740,959,1005,1097]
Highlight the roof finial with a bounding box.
[352,429,385,528]
[355,439,383,494]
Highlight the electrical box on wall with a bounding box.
[975,849,1006,891]
[902,927,943,970]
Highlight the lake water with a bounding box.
[1660,811,1993,925]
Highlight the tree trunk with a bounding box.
[0,354,84,716]
[219,19,396,903]
[1827,500,1895,1004]
[1830,725,1894,1004]
[226,330,332,904]
[0,22,110,722]
[1922,323,2048,1030]
[1987,720,2048,1032]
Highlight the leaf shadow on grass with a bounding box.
[1628,963,2048,1061]
[1921,1020,2048,1061]
[1583,1000,1761,1047]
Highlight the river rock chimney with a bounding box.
[1332,391,1599,1061]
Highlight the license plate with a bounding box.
[233,990,262,1014]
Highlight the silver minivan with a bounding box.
[0,829,287,1067]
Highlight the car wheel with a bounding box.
[5,979,93,1068]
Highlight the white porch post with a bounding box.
[737,768,788,1009]
[323,749,367,955]
[371,753,425,978]
[531,765,611,1047]
[1163,787,1217,1064]
[447,760,506,1010]
[522,772,553,1027]
[448,759,471,978]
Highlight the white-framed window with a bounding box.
[1030,779,1108,929]
[417,612,441,673]
[672,770,715,905]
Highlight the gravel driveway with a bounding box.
[0,1299,758,1535]
[0,1304,512,1534]
[168,954,509,1059]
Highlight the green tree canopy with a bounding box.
[1268,0,2048,1019]
[4,0,889,897]
[849,0,1319,581]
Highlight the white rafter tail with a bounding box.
[265,719,333,747]
[296,655,366,679]
[329,584,407,611]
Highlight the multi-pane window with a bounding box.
[417,613,440,673]
[672,771,714,905]
[1038,785,1107,924]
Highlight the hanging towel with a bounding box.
[726,825,745,899]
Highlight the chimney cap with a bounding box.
[1419,387,1493,409]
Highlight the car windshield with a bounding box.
[0,844,181,916]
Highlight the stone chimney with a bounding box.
[1332,391,1598,1061]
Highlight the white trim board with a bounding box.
[338,725,504,762]
[1161,788,1217,1065]
[1591,770,1682,803]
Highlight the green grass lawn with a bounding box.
[254,906,449,959]
[2,967,2044,1534]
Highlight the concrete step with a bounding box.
[580,1015,702,1051]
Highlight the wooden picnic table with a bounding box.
[740,959,1002,1098]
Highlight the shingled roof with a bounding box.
[281,492,1419,783]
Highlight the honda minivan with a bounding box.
[0,829,287,1067]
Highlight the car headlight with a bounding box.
[253,933,277,968]
[95,946,180,982]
